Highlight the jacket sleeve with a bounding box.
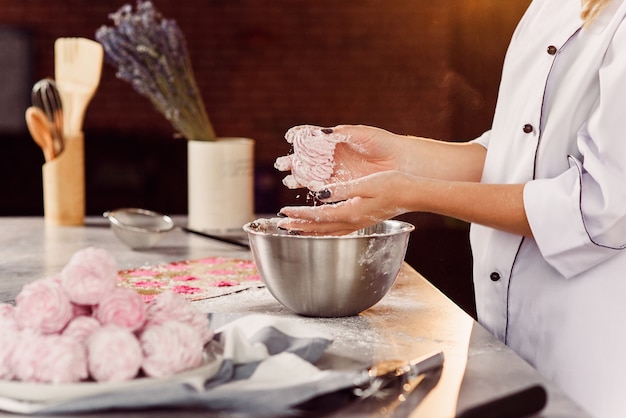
[524,19,626,278]
[471,130,491,149]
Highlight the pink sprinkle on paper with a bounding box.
[134,281,162,288]
[171,285,201,295]
[172,275,198,282]
[209,280,238,287]
[129,269,159,277]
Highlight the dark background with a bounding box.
[0,0,530,318]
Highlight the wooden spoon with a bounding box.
[25,106,55,162]
[54,37,104,137]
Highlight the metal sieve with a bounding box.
[104,208,249,250]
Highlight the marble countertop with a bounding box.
[0,216,590,417]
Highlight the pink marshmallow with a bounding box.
[63,316,101,345]
[12,331,88,383]
[94,287,146,331]
[140,321,204,378]
[279,125,348,189]
[0,329,20,380]
[60,247,117,305]
[15,278,74,334]
[87,325,143,382]
[144,291,213,344]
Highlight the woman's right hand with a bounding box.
[278,170,417,235]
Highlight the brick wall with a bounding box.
[2,1,448,214]
[4,2,456,146]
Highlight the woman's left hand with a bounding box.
[277,171,413,235]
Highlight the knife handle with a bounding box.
[406,350,445,378]
[456,384,547,418]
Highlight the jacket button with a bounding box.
[547,45,558,55]
[490,272,501,282]
[523,124,534,134]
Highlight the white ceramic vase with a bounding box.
[187,138,255,233]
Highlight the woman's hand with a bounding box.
[278,171,414,235]
[275,124,486,191]
[274,125,404,190]
[278,170,533,238]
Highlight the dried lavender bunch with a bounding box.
[95,1,216,141]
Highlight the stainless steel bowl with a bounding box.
[243,218,415,317]
[104,208,175,249]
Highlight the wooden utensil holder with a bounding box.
[42,133,85,226]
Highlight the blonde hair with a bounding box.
[581,0,611,25]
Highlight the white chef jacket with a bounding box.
[470,0,626,416]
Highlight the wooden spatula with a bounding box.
[54,37,104,138]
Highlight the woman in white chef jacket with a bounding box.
[277,0,626,416]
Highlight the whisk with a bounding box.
[31,78,64,158]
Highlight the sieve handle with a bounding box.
[179,227,250,249]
